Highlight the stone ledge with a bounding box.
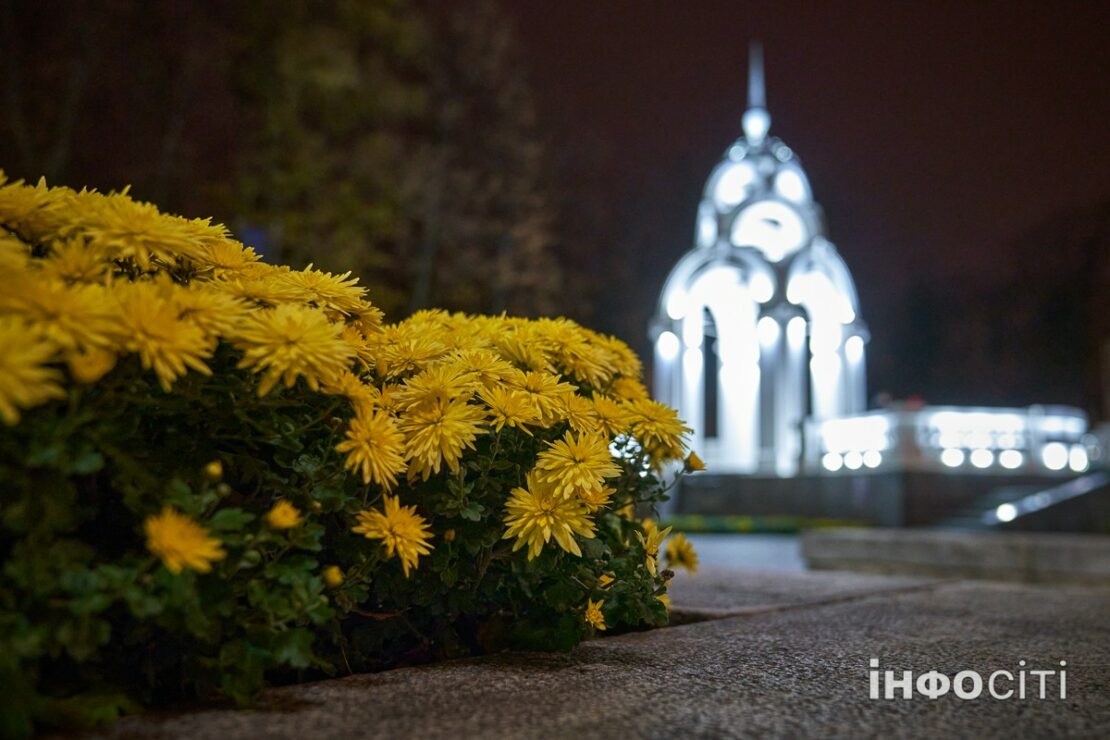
[802,528,1110,585]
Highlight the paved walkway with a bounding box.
[684,533,805,572]
[88,568,1110,739]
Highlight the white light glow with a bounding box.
[786,316,807,346]
[749,272,774,303]
[810,321,843,354]
[1069,445,1089,473]
[697,203,717,247]
[657,331,679,361]
[862,449,882,468]
[732,200,807,262]
[1042,442,1068,471]
[742,107,771,143]
[843,451,864,470]
[995,503,1018,523]
[940,448,965,467]
[666,289,688,321]
[757,316,779,346]
[998,449,1023,469]
[713,162,756,207]
[682,347,703,378]
[819,415,891,453]
[845,335,864,364]
[774,168,808,203]
[970,448,994,469]
[822,452,843,472]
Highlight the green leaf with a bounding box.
[272,628,315,669]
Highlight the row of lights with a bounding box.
[822,450,882,471]
[821,443,1091,474]
[941,443,1089,473]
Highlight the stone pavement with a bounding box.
[89,568,1110,739]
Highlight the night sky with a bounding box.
[503,0,1110,405]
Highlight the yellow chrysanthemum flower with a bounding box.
[399,398,486,480]
[478,385,539,434]
[560,393,600,435]
[204,460,224,480]
[39,237,110,283]
[609,376,649,402]
[323,565,344,587]
[0,317,65,425]
[534,430,622,500]
[352,495,434,577]
[278,264,370,319]
[114,283,213,391]
[636,522,672,577]
[449,349,518,389]
[197,239,262,274]
[266,500,303,529]
[585,598,607,631]
[395,363,479,412]
[656,593,671,610]
[591,395,632,438]
[685,451,706,472]
[0,177,73,242]
[624,397,691,462]
[335,408,407,489]
[230,303,355,396]
[75,191,211,267]
[171,285,248,340]
[65,347,117,385]
[321,368,378,413]
[502,472,596,559]
[375,333,446,379]
[665,532,699,573]
[0,275,121,353]
[0,231,30,272]
[144,506,227,574]
[506,370,575,427]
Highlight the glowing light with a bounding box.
[786,316,807,346]
[843,451,863,470]
[940,448,965,467]
[1041,442,1068,471]
[666,289,688,320]
[731,200,807,262]
[819,415,891,454]
[810,321,843,354]
[862,449,882,468]
[656,331,680,361]
[713,162,756,207]
[757,316,780,346]
[845,335,864,364]
[1069,446,1089,473]
[742,107,771,143]
[697,203,717,247]
[749,272,774,303]
[969,448,994,469]
[682,347,703,378]
[822,452,843,472]
[998,449,1023,470]
[774,168,808,203]
[995,503,1018,523]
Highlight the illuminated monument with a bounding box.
[652,45,867,476]
[651,46,1099,510]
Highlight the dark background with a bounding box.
[503,0,1110,417]
[2,0,1108,418]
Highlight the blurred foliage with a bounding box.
[0,0,590,321]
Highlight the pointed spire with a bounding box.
[742,41,771,144]
[747,42,765,110]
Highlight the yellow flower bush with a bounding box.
[0,173,697,734]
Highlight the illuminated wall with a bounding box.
[651,45,868,475]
